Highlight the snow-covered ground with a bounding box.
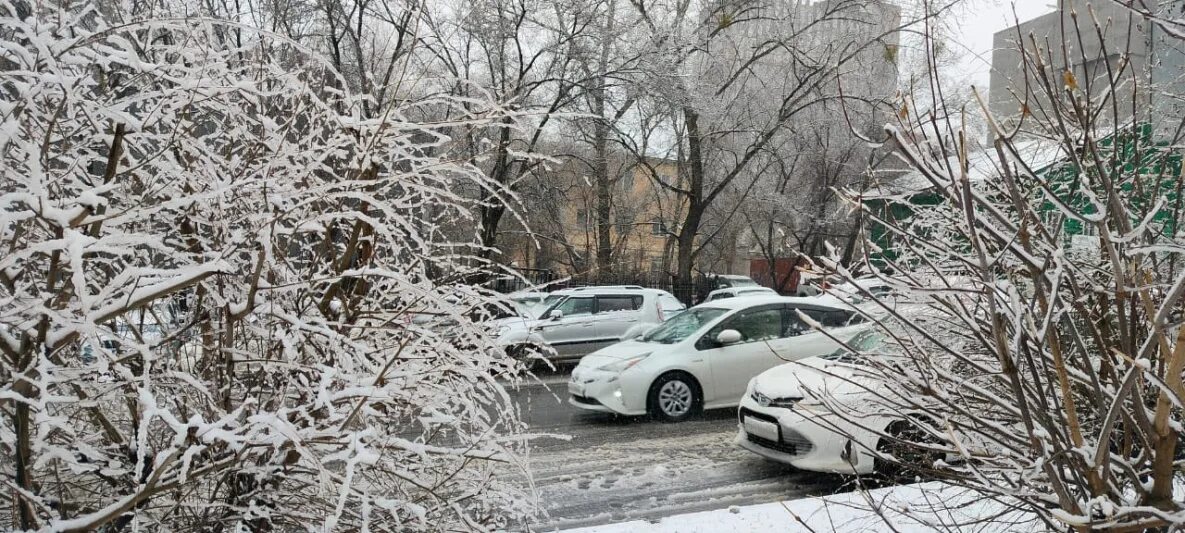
[563,482,1042,532]
[502,381,849,531]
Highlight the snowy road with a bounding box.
[506,370,851,531]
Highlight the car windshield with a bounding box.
[531,294,566,317]
[641,307,728,344]
[821,330,884,363]
[729,277,758,287]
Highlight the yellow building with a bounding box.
[506,156,686,281]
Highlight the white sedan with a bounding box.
[736,330,941,475]
[568,295,870,422]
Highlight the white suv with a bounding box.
[496,287,685,361]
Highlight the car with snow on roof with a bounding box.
[568,295,871,422]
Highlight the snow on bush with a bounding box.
[0,1,532,530]
[818,7,1185,531]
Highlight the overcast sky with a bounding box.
[950,0,1059,89]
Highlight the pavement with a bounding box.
[503,366,851,531]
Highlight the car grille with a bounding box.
[739,407,777,424]
[747,433,799,455]
[740,408,814,457]
[781,427,815,454]
[572,394,601,406]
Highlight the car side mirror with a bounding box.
[548,310,564,320]
[716,329,743,345]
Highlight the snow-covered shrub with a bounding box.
[0,2,532,530]
[827,8,1185,531]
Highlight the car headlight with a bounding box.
[601,355,648,373]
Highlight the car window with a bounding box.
[708,292,731,301]
[659,295,685,310]
[596,295,640,313]
[702,306,782,347]
[792,308,854,330]
[642,307,728,344]
[783,309,812,336]
[551,296,593,317]
[822,330,884,363]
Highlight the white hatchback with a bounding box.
[736,330,956,476]
[568,295,871,421]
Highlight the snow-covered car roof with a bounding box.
[697,294,852,311]
[556,286,666,295]
[706,286,776,297]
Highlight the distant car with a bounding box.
[704,274,760,290]
[705,286,778,302]
[827,277,901,304]
[568,295,871,422]
[736,330,940,475]
[522,286,646,319]
[496,287,686,361]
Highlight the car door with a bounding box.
[698,304,789,405]
[590,294,643,350]
[536,296,597,356]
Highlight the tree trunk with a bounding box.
[675,106,706,296]
[592,2,616,282]
[479,118,515,261]
[593,87,612,281]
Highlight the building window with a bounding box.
[651,219,665,235]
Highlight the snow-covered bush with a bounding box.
[827,6,1185,531]
[0,1,532,530]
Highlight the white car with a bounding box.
[736,330,931,475]
[568,295,871,422]
[705,286,777,302]
[496,287,685,361]
[827,277,900,304]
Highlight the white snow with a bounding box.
[563,482,1039,533]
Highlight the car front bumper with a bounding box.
[736,393,875,475]
[566,366,647,416]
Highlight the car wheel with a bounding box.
[874,418,940,481]
[647,372,701,423]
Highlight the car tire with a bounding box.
[874,418,940,481]
[647,372,702,423]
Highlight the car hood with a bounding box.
[751,356,876,399]
[579,340,655,367]
[493,315,538,331]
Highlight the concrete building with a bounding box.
[988,0,1185,137]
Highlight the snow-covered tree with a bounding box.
[0,2,533,530]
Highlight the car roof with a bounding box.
[697,294,852,311]
[570,285,645,291]
[551,287,665,296]
[706,286,774,295]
